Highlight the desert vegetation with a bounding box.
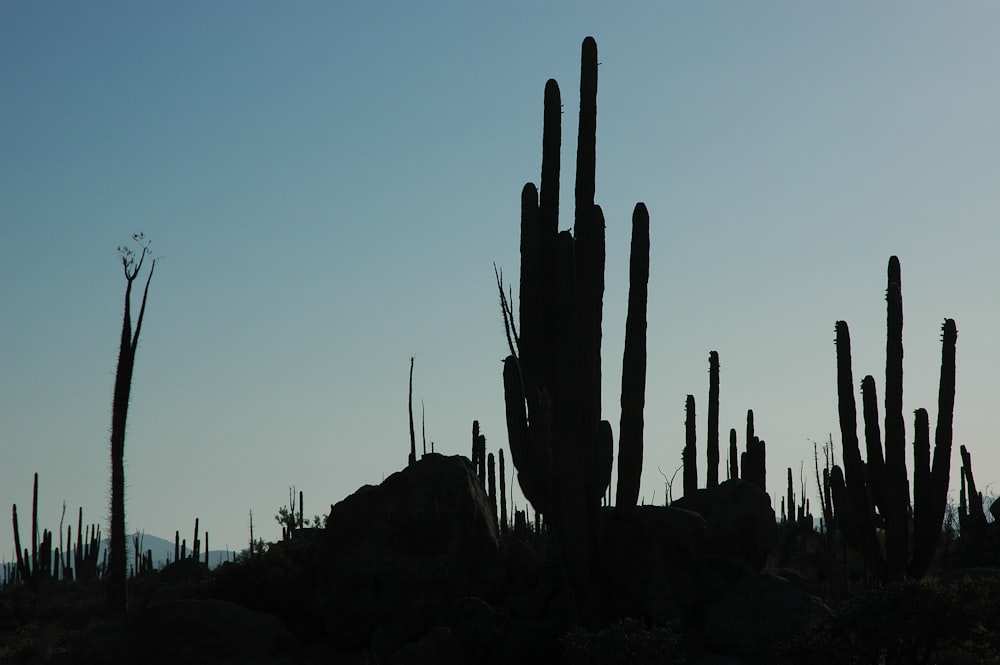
[2,36,998,665]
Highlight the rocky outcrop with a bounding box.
[320,453,506,648]
[598,505,710,625]
[672,479,776,569]
[77,599,301,664]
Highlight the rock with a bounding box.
[320,454,506,648]
[157,556,209,586]
[371,622,410,662]
[703,572,830,664]
[597,505,708,626]
[672,480,776,569]
[689,656,752,665]
[436,596,510,663]
[77,598,301,664]
[388,626,462,665]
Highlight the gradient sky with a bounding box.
[2,1,998,561]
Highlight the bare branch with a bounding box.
[494,263,518,359]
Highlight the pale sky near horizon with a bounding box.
[2,1,998,561]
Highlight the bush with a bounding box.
[562,617,684,665]
[778,573,1000,665]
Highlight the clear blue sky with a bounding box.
[2,1,998,559]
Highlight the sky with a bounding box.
[2,1,998,561]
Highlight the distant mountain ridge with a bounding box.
[105,533,237,570]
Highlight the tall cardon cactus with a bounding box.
[498,37,650,618]
[832,256,956,581]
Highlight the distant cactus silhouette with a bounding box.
[728,429,738,481]
[488,452,498,524]
[707,351,720,488]
[499,449,508,533]
[832,256,956,581]
[958,444,987,541]
[683,395,697,497]
[408,357,416,467]
[740,409,767,491]
[471,420,487,487]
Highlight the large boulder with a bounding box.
[77,599,301,664]
[320,453,505,648]
[672,480,776,569]
[597,505,710,626]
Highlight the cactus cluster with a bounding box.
[958,444,988,541]
[500,38,618,520]
[470,420,510,534]
[682,352,768,498]
[497,37,650,617]
[782,466,812,526]
[8,474,101,585]
[832,256,957,581]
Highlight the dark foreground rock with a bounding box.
[703,572,831,664]
[76,598,301,665]
[320,453,506,648]
[672,479,777,569]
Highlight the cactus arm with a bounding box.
[616,203,649,508]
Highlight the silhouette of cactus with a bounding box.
[728,429,738,481]
[786,468,794,524]
[707,351,720,488]
[488,452,498,524]
[958,445,987,541]
[617,203,650,508]
[408,357,416,467]
[683,395,697,497]
[860,375,886,514]
[12,505,26,582]
[498,36,646,619]
[108,233,156,611]
[739,410,767,491]
[499,449,508,533]
[31,473,38,582]
[832,257,957,581]
[471,420,487,487]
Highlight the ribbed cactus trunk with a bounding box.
[12,505,26,582]
[739,410,766,492]
[501,37,614,622]
[499,449,508,533]
[860,375,886,514]
[616,203,649,508]
[729,429,738,481]
[108,241,155,612]
[833,257,956,582]
[957,445,986,539]
[500,37,648,622]
[786,468,794,525]
[908,318,957,577]
[835,320,884,579]
[31,473,38,584]
[883,256,908,581]
[488,453,498,526]
[683,395,697,497]
[911,408,931,554]
[707,351,720,488]
[408,357,416,467]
